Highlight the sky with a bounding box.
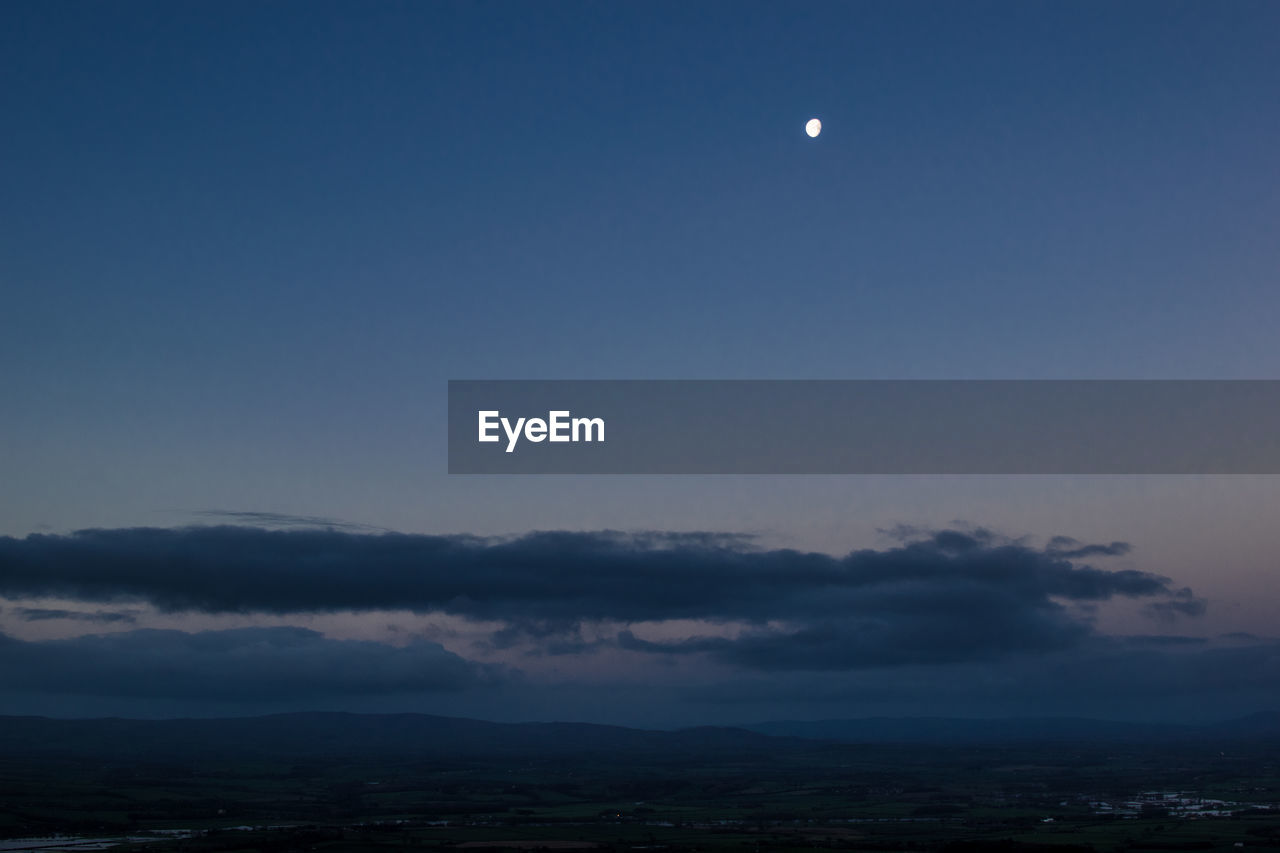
[1,0,1278,725]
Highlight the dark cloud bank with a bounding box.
[0,526,1202,672]
[0,525,1265,721]
[0,525,1190,630]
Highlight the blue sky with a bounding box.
[1,0,1278,722]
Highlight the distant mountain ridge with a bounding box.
[745,711,1280,744]
[1,711,1278,761]
[0,711,799,760]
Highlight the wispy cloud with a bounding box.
[185,510,390,532]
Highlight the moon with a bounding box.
[805,118,822,138]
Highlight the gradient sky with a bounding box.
[1,0,1278,724]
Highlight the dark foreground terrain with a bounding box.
[3,713,1280,852]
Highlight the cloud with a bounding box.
[0,627,500,700]
[616,600,1089,671]
[187,510,390,532]
[1045,535,1133,559]
[0,526,1257,720]
[678,636,1280,719]
[0,526,1171,617]
[1144,586,1209,621]
[15,607,137,624]
[0,525,1203,672]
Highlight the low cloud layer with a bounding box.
[0,626,497,700]
[682,634,1280,721]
